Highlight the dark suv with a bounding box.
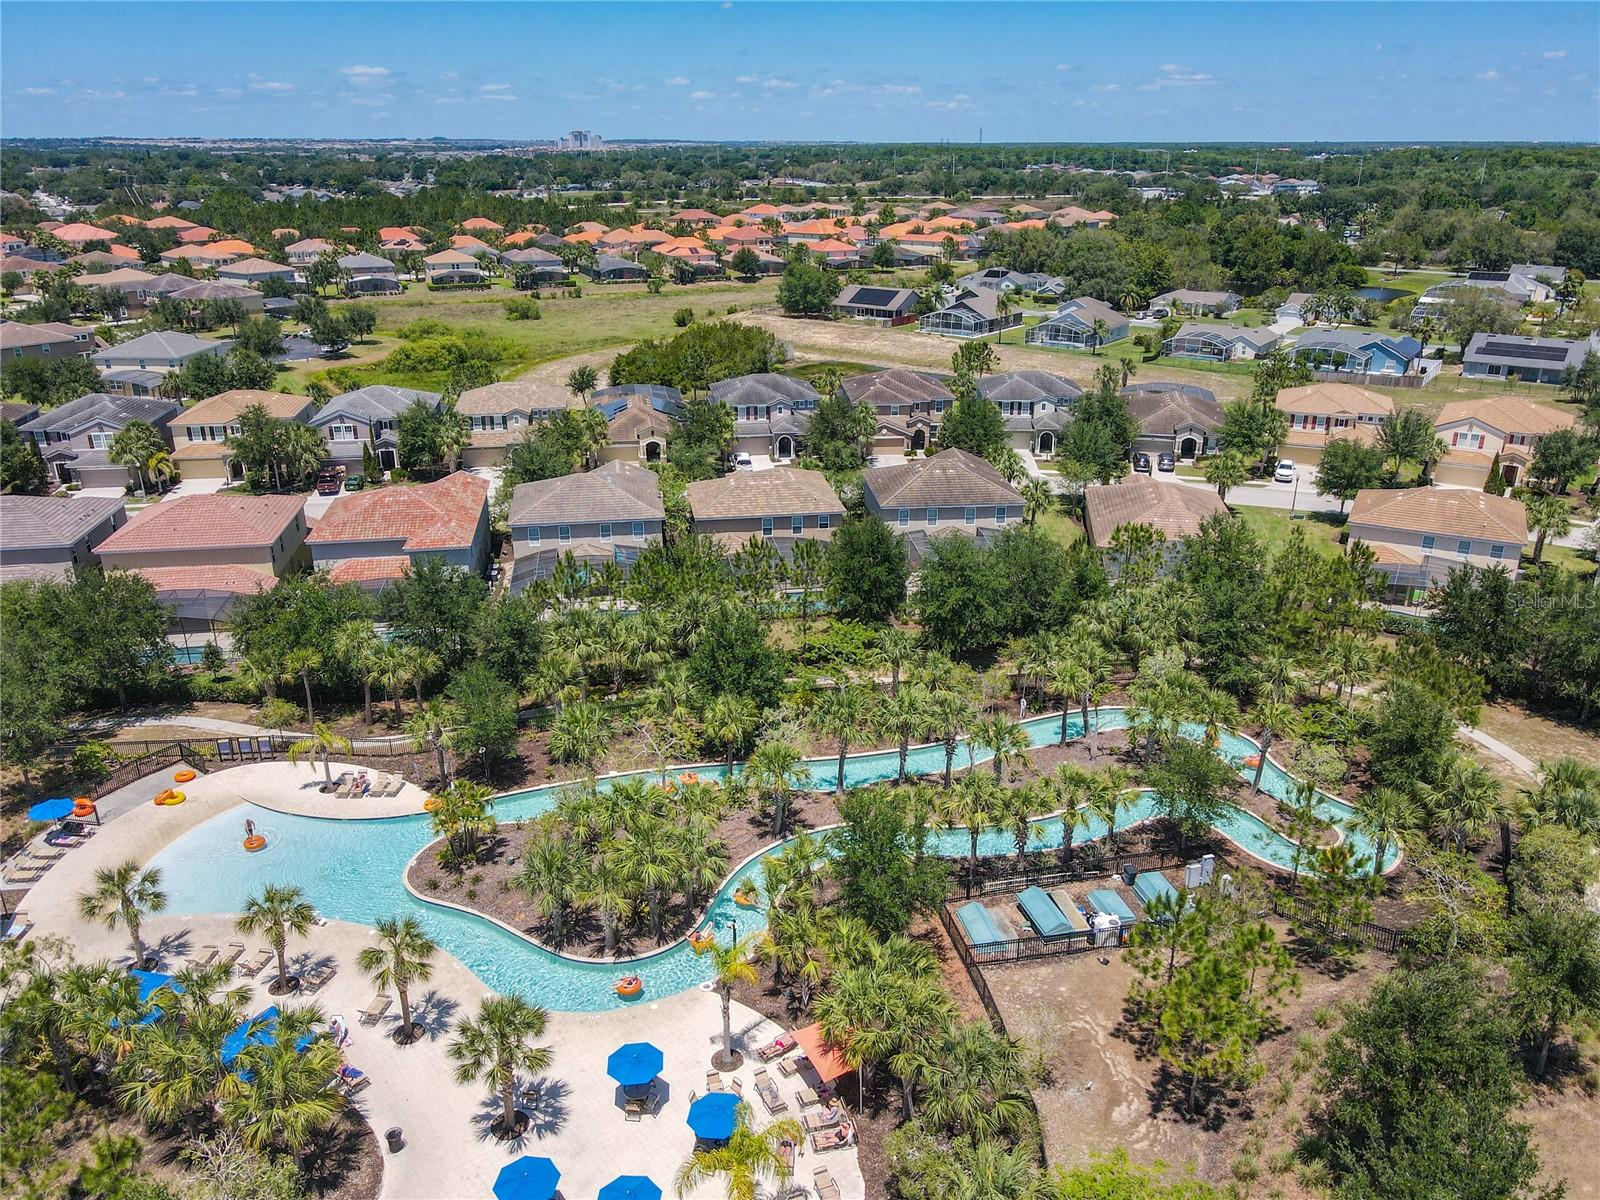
[1132,451,1152,473]
[314,467,346,496]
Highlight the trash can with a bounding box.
[385,1127,405,1153]
[1120,863,1136,887]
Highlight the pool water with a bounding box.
[150,708,1391,1012]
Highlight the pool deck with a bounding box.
[18,761,866,1200]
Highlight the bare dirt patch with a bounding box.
[1475,701,1600,772]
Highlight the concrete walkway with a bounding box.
[16,761,866,1200]
[1458,724,1541,780]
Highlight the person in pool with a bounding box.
[244,818,256,839]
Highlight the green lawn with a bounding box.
[784,360,881,384]
[1235,506,1348,560]
[1036,508,1084,548]
[1535,542,1598,577]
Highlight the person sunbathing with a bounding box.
[816,1123,852,1148]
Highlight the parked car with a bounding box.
[1157,452,1175,473]
[1132,451,1152,474]
[1274,459,1296,483]
[314,467,346,496]
[345,474,366,491]
[727,451,753,471]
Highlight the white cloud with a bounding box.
[1093,83,1121,93]
[214,87,242,98]
[1543,50,1567,59]
[479,93,517,103]
[19,86,55,96]
[734,74,760,84]
[1137,64,1217,91]
[480,83,512,92]
[664,76,691,86]
[1056,63,1074,73]
[926,93,972,111]
[880,83,921,94]
[340,64,390,77]
[249,80,295,91]
[689,90,717,100]
[1475,69,1500,80]
[762,77,795,89]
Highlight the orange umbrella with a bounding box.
[791,1022,852,1083]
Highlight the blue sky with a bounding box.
[2,2,1596,143]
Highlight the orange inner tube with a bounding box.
[1243,755,1262,768]
[173,769,197,784]
[72,800,96,818]
[615,976,643,996]
[689,931,715,949]
[153,789,177,806]
[243,835,267,852]
[423,796,442,812]
[681,772,699,784]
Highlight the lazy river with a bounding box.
[149,707,1394,1012]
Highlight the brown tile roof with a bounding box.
[1281,422,1382,450]
[307,472,488,552]
[604,396,672,444]
[1347,487,1528,544]
[1,255,62,274]
[325,555,412,585]
[0,494,125,552]
[99,494,305,554]
[51,222,121,243]
[508,461,664,527]
[864,449,1022,509]
[686,466,844,522]
[144,215,198,230]
[841,367,954,409]
[1434,395,1578,437]
[456,380,584,416]
[1083,480,1230,547]
[178,390,314,425]
[133,563,279,596]
[461,217,504,231]
[1275,382,1395,419]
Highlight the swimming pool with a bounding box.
[149,707,1391,1012]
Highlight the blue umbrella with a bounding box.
[606,1041,664,1088]
[27,798,75,822]
[222,1007,281,1066]
[493,1156,560,1200]
[111,969,185,1029]
[598,1176,661,1200]
[686,1091,740,1141]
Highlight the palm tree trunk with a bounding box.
[362,682,372,728]
[897,737,908,783]
[1252,732,1272,794]
[603,912,616,956]
[835,740,847,799]
[501,1077,517,1131]
[1059,706,1070,746]
[273,941,289,990]
[1373,835,1388,879]
[393,689,403,720]
[301,671,315,725]
[321,748,332,785]
[721,990,733,1060]
[1536,1013,1557,1080]
[128,916,146,966]
[943,740,955,788]
[398,985,412,1037]
[1081,697,1095,758]
[771,790,788,837]
[435,738,448,785]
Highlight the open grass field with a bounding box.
[1235,506,1347,559]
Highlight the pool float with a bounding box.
[1243,756,1261,768]
[681,772,699,785]
[71,798,96,819]
[423,795,442,812]
[153,789,185,806]
[689,930,716,951]
[173,769,197,784]
[733,884,760,909]
[243,834,267,852]
[615,975,643,997]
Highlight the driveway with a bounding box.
[1148,462,1346,514]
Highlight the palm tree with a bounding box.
[1352,785,1418,879]
[1049,765,1095,867]
[548,700,613,777]
[1057,631,1109,758]
[404,699,454,786]
[1525,493,1572,564]
[1089,317,1110,355]
[675,1104,803,1200]
[145,449,176,494]
[1246,700,1299,793]
[940,775,998,892]
[118,964,250,1133]
[78,861,165,967]
[1419,435,1451,484]
[400,644,443,708]
[995,289,1019,344]
[286,721,352,787]
[879,682,932,783]
[1204,450,1251,502]
[430,778,495,865]
[918,1019,1035,1141]
[808,687,868,798]
[747,737,811,837]
[1020,477,1054,525]
[925,686,976,788]
[234,883,318,995]
[1120,357,1138,388]
[579,851,634,957]
[615,815,687,943]
[874,628,917,695]
[971,713,1031,783]
[703,693,760,773]
[1522,758,1600,836]
[220,1005,343,1153]
[517,817,581,945]
[566,364,599,400]
[448,995,553,1139]
[357,916,436,1044]
[1322,634,1377,703]
[109,420,165,495]
[1081,767,1130,854]
[697,934,759,1069]
[1419,756,1508,854]
[333,623,382,728]
[281,646,323,725]
[371,643,411,720]
[992,783,1041,865]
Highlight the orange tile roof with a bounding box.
[569,221,608,234]
[1276,383,1395,419]
[1434,395,1577,437]
[500,230,543,247]
[450,234,495,253]
[711,226,768,244]
[306,471,488,553]
[325,555,412,585]
[378,226,420,241]
[145,215,198,230]
[671,208,720,223]
[176,226,221,244]
[1348,487,1528,543]
[99,494,305,554]
[783,219,848,237]
[271,227,300,238]
[461,217,504,231]
[103,214,146,227]
[106,244,140,260]
[563,229,605,244]
[51,222,121,243]
[133,564,280,596]
[178,389,314,425]
[808,239,858,253]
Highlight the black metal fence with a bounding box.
[1270,893,1414,956]
[90,742,213,800]
[935,903,1008,1035]
[961,846,1176,897]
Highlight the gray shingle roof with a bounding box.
[841,367,953,408]
[863,449,1022,509]
[167,280,259,302]
[507,461,664,527]
[0,494,125,552]
[18,393,178,436]
[975,370,1083,405]
[337,252,393,270]
[311,385,440,425]
[1122,384,1223,435]
[93,330,229,361]
[709,373,820,409]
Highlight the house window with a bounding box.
[1421,535,1436,552]
[1489,544,1504,560]
[964,506,977,525]
[762,517,774,536]
[927,508,939,526]
[996,507,1008,525]
[631,521,645,539]
[889,404,899,417]
[526,528,540,543]
[934,400,944,414]
[818,514,830,530]
[1457,539,1471,557]
[791,516,804,534]
[600,523,612,541]
[898,508,909,527]
[558,525,571,544]
[89,432,111,449]
[331,424,357,442]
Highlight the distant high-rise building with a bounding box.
[560,130,604,151]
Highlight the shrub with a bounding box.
[672,307,695,327]
[397,317,452,341]
[505,296,541,321]
[1379,610,1431,636]
[70,740,119,781]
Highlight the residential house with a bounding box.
[166,280,266,313]
[919,288,1022,339]
[169,389,317,482]
[94,493,310,632]
[1460,332,1600,387]
[423,249,487,285]
[862,449,1023,564]
[143,215,198,232]
[502,247,569,287]
[216,257,296,286]
[92,330,232,375]
[1276,292,1314,324]
[977,370,1083,458]
[158,242,254,269]
[670,208,721,227]
[1162,323,1279,362]
[1123,383,1223,460]
[174,226,221,244]
[507,460,665,589]
[284,237,336,266]
[1083,479,1231,568]
[460,217,504,233]
[1151,289,1242,316]
[590,384,682,465]
[1274,382,1395,466]
[833,284,920,322]
[1291,329,1422,377]
[310,384,440,473]
[1,320,95,361]
[583,254,648,283]
[1,400,40,427]
[707,226,775,254]
[1,254,62,280]
[1431,395,1581,489]
[840,368,951,454]
[454,380,587,468]
[1461,265,1565,305]
[70,247,141,270]
[1346,488,1529,599]
[685,466,844,556]
[308,471,491,590]
[48,222,121,248]
[449,234,498,257]
[959,267,1039,294]
[1025,296,1129,350]
[97,369,166,399]
[336,252,401,294]
[653,238,722,275]
[712,374,820,461]
[0,494,128,582]
[17,393,179,488]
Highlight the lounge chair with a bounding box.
[358,993,392,1026]
[189,945,219,968]
[796,1086,820,1108]
[380,775,406,797]
[758,1032,796,1061]
[302,963,337,994]
[802,1108,842,1133]
[331,773,355,798]
[753,1067,787,1114]
[809,1122,853,1153]
[624,1094,647,1122]
[336,1065,370,1095]
[777,1052,809,1078]
[217,739,237,761]
[238,949,273,977]
[814,1167,841,1200]
[3,915,32,944]
[728,1076,743,1096]
[705,1070,723,1092]
[219,943,246,969]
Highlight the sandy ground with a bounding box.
[507,345,629,396]
[730,311,1253,401]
